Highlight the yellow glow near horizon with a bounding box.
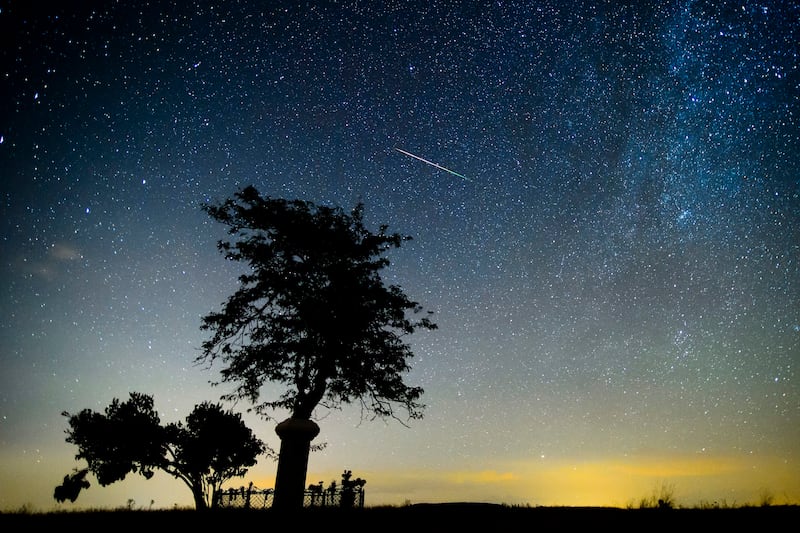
[299,453,800,509]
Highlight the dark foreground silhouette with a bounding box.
[2,503,797,531]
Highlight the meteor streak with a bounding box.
[395,147,470,181]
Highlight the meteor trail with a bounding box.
[395,147,470,181]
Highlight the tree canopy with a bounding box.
[198,185,437,423]
[59,392,267,509]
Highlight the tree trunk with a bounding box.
[191,483,208,511]
[272,418,320,511]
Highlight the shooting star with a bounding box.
[395,147,470,181]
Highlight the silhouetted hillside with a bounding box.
[1,504,797,531]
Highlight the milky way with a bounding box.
[1,1,798,509]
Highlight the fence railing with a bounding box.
[216,486,273,509]
[215,485,365,509]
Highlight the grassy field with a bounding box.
[1,503,798,530]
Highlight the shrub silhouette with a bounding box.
[53,469,90,503]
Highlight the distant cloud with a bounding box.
[12,242,83,281]
[49,243,83,261]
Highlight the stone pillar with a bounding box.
[272,418,320,511]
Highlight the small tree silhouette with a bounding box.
[59,392,268,509]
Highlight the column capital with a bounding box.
[275,418,320,441]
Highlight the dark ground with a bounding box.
[2,503,797,531]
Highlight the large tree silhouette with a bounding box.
[59,392,266,510]
[198,186,437,509]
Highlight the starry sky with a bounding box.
[1,0,798,511]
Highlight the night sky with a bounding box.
[1,0,798,511]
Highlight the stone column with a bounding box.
[272,418,320,510]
